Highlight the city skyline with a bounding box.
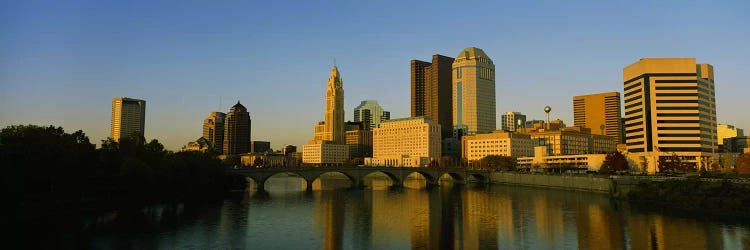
[2,1,749,150]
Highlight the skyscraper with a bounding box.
[573,92,622,143]
[110,97,146,142]
[623,58,717,172]
[353,100,390,130]
[324,66,345,144]
[452,47,496,136]
[411,54,455,138]
[202,111,225,152]
[223,101,251,155]
[501,112,527,132]
[303,66,349,165]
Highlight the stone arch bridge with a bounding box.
[226,166,492,191]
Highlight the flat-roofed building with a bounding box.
[412,54,455,138]
[111,97,146,142]
[302,143,349,166]
[501,111,526,132]
[528,127,616,156]
[622,58,718,172]
[718,124,744,151]
[461,130,535,161]
[365,117,441,167]
[573,92,622,143]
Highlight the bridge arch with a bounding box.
[258,171,312,191]
[311,171,357,190]
[360,170,402,188]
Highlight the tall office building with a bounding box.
[324,66,345,144]
[353,100,390,130]
[452,47,496,136]
[223,101,251,155]
[573,92,623,143]
[622,58,718,172]
[303,66,349,165]
[202,111,225,152]
[110,97,146,142]
[411,54,455,138]
[501,112,526,132]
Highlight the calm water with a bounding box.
[36,175,750,249]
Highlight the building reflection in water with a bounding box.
[249,175,750,250]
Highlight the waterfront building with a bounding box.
[202,111,225,152]
[622,58,718,172]
[365,117,441,167]
[241,152,286,167]
[452,47,496,136]
[303,66,348,165]
[251,141,271,153]
[110,97,146,142]
[461,130,535,162]
[527,126,616,156]
[717,124,744,151]
[223,101,251,155]
[501,111,526,132]
[411,54,455,138]
[302,143,349,166]
[354,100,391,131]
[573,92,622,143]
[517,146,607,171]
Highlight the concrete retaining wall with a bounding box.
[490,172,611,194]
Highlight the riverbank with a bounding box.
[489,172,610,194]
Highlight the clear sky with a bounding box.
[1,0,748,151]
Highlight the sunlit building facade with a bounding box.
[622,58,718,172]
[110,97,146,142]
[461,130,535,161]
[354,100,390,131]
[202,111,225,152]
[412,54,455,138]
[303,66,348,165]
[501,111,526,132]
[223,101,251,155]
[365,117,441,167]
[452,47,496,136]
[573,92,622,143]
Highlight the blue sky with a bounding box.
[1,0,748,150]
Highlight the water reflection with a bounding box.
[51,176,750,249]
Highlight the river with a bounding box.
[30,174,750,249]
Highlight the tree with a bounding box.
[479,155,517,171]
[736,153,750,175]
[658,153,694,174]
[602,151,629,173]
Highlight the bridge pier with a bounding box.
[306,179,314,191]
[255,181,265,191]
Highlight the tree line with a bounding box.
[0,125,227,218]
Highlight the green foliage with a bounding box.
[1,124,226,215]
[478,155,517,171]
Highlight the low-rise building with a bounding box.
[517,146,607,171]
[365,116,441,167]
[181,137,211,152]
[302,143,349,166]
[251,141,271,153]
[241,152,286,167]
[528,127,616,156]
[461,130,535,161]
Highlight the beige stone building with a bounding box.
[461,131,535,161]
[622,58,718,172]
[517,146,607,171]
[365,117,441,167]
[110,97,146,142]
[452,47,496,136]
[527,127,616,156]
[302,143,349,166]
[573,92,622,143]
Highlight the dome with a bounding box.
[457,47,491,61]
